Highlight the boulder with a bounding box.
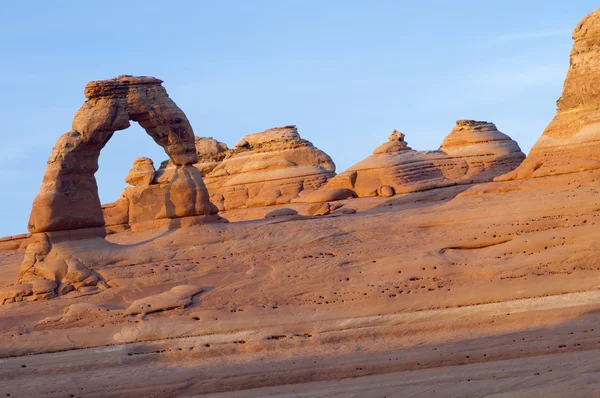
[125,157,155,186]
[373,130,412,155]
[378,185,395,197]
[101,197,129,231]
[304,188,357,203]
[306,202,331,216]
[265,208,299,218]
[195,137,230,175]
[124,285,203,316]
[204,126,335,210]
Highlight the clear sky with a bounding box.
[0,1,597,237]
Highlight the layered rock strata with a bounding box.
[323,121,525,197]
[204,126,335,210]
[500,9,600,180]
[110,126,336,225]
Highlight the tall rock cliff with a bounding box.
[499,8,600,180]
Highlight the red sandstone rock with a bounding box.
[499,9,600,180]
[265,208,299,218]
[204,126,335,210]
[303,188,357,203]
[130,126,335,218]
[324,121,525,197]
[125,157,155,186]
[306,202,331,216]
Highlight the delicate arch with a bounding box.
[28,75,216,234]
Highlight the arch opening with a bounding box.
[96,122,166,205]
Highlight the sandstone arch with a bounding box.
[28,75,217,235]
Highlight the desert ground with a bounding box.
[2,171,600,397]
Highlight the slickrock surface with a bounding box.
[123,285,203,316]
[323,121,525,197]
[500,9,600,180]
[4,8,600,398]
[202,125,335,210]
[2,170,600,396]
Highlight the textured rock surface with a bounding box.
[0,234,29,252]
[264,208,299,218]
[5,9,600,398]
[28,75,215,235]
[324,122,525,197]
[304,188,357,203]
[306,202,331,216]
[500,9,600,180]
[124,285,203,316]
[101,197,129,233]
[129,125,335,217]
[194,137,230,174]
[125,157,155,186]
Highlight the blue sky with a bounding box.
[0,1,597,236]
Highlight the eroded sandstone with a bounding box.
[111,125,335,228]
[12,75,221,301]
[323,121,525,197]
[499,9,600,180]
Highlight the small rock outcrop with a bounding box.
[124,285,203,316]
[125,157,155,186]
[265,208,299,218]
[372,130,412,154]
[323,121,525,197]
[203,125,336,210]
[499,9,600,180]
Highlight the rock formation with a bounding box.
[323,121,525,197]
[29,75,217,235]
[194,137,230,174]
[109,125,335,226]
[124,157,155,186]
[19,75,220,299]
[499,9,600,180]
[202,125,336,210]
[124,285,203,316]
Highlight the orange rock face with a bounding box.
[28,75,216,235]
[324,121,525,197]
[125,125,336,220]
[124,157,155,186]
[20,76,221,300]
[500,9,600,180]
[203,126,336,210]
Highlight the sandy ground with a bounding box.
[2,172,600,397]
